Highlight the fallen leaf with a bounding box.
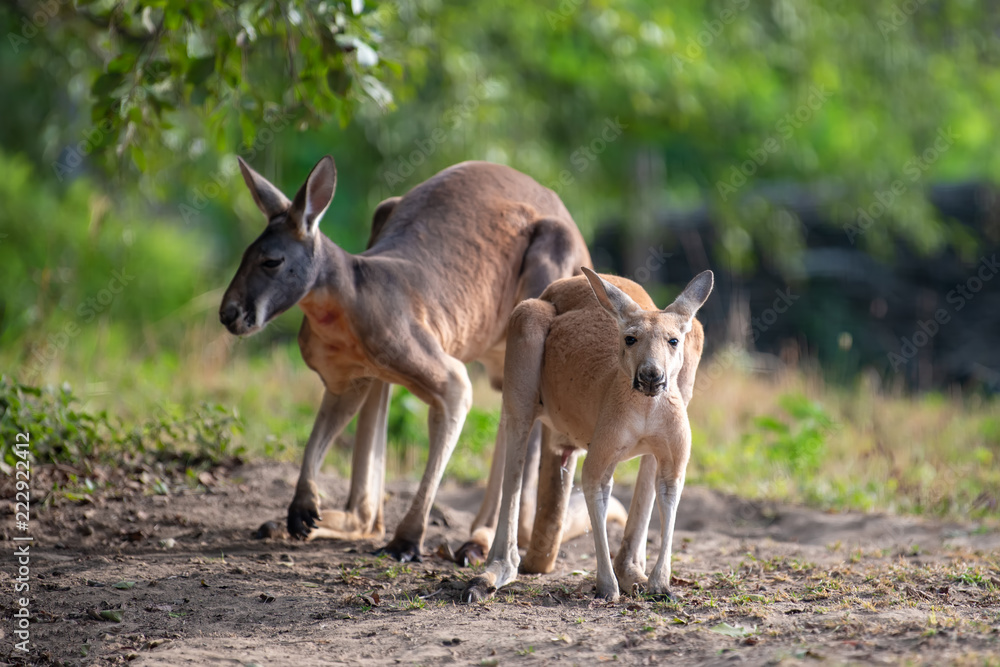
[113,581,136,590]
[708,622,755,638]
[99,610,123,623]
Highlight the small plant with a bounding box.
[0,376,244,497]
[399,595,426,610]
[339,565,363,586]
[384,564,411,580]
[750,393,834,474]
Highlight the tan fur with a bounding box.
[220,157,598,561]
[464,269,713,601]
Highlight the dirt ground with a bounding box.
[4,462,1000,666]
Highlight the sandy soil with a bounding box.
[4,462,1000,666]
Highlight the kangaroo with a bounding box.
[219,155,595,562]
[464,268,713,602]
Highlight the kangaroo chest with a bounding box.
[297,293,372,393]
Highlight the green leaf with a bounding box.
[239,114,256,148]
[355,41,379,68]
[107,53,136,74]
[186,29,213,59]
[326,66,351,97]
[130,145,147,172]
[708,622,755,638]
[113,581,136,590]
[92,72,125,99]
[164,9,184,31]
[99,610,124,623]
[754,416,788,434]
[186,56,216,86]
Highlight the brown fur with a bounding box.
[220,157,592,561]
[464,269,713,601]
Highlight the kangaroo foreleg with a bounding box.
[614,454,656,594]
[307,380,391,541]
[289,381,372,539]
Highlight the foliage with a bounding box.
[386,386,498,482]
[686,369,1000,519]
[3,2,998,265]
[751,393,833,474]
[0,152,221,359]
[368,0,1000,263]
[0,375,243,475]
[1,0,395,181]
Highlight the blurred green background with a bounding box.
[1,0,998,518]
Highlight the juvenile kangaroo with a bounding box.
[464,268,713,602]
[219,156,594,562]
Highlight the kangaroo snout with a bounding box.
[633,366,666,396]
[219,301,243,333]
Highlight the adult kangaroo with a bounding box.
[464,269,713,602]
[219,156,592,561]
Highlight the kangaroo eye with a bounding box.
[624,336,637,346]
[668,338,679,347]
[262,258,284,269]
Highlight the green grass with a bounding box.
[3,335,999,522]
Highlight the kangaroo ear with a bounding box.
[238,157,291,219]
[289,155,337,237]
[667,270,714,322]
[582,267,642,323]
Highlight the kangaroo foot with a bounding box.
[287,484,323,539]
[374,537,423,562]
[615,563,649,597]
[454,539,487,567]
[462,574,497,603]
[594,581,621,602]
[642,588,676,601]
[253,520,288,540]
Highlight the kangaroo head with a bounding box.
[219,156,337,335]
[583,268,714,397]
